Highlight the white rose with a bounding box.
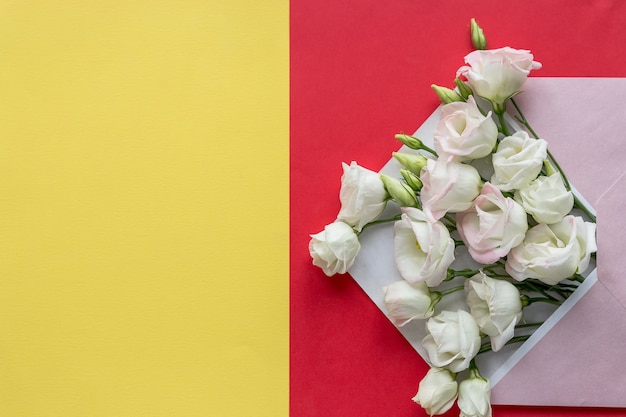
[420,158,482,220]
[383,280,437,326]
[434,96,498,162]
[422,310,481,373]
[336,161,388,231]
[491,131,548,192]
[465,273,522,352]
[458,376,492,417]
[394,207,455,287]
[456,46,542,106]
[514,174,574,224]
[457,183,528,264]
[309,221,360,276]
[412,367,458,416]
[505,215,597,285]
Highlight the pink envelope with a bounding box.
[348,78,626,407]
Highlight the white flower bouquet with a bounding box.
[308,19,597,416]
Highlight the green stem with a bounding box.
[443,214,457,227]
[523,296,563,306]
[495,109,511,136]
[485,272,513,279]
[546,148,571,190]
[448,268,480,278]
[510,98,538,137]
[420,143,438,158]
[358,214,402,234]
[519,279,578,303]
[478,335,530,355]
[519,281,559,301]
[482,263,503,271]
[568,273,586,283]
[439,285,465,297]
[468,359,484,379]
[515,322,543,329]
[553,282,579,290]
[551,287,572,301]
[573,193,596,222]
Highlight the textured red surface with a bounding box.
[290,1,626,416]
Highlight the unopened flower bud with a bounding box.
[400,169,423,191]
[455,77,473,100]
[520,294,530,307]
[392,152,428,175]
[395,133,425,150]
[396,134,439,158]
[470,18,487,50]
[432,84,464,104]
[380,174,418,207]
[543,159,557,176]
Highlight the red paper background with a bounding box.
[290,1,626,416]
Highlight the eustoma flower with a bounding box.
[491,131,548,192]
[383,280,437,326]
[434,96,498,162]
[456,46,542,106]
[412,367,458,416]
[458,374,492,417]
[514,173,574,224]
[506,215,597,285]
[457,183,528,264]
[394,207,455,287]
[420,158,482,220]
[422,310,481,373]
[337,161,388,231]
[309,221,361,276]
[465,273,523,352]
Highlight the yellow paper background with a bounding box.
[0,1,287,416]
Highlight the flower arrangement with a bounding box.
[308,19,597,416]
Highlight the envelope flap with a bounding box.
[491,277,626,407]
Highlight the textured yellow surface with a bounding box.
[0,1,287,416]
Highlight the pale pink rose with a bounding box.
[457,183,528,264]
[394,207,455,287]
[337,161,388,231]
[420,158,482,220]
[456,46,542,105]
[505,215,597,285]
[434,96,498,162]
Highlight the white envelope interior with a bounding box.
[349,78,626,407]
